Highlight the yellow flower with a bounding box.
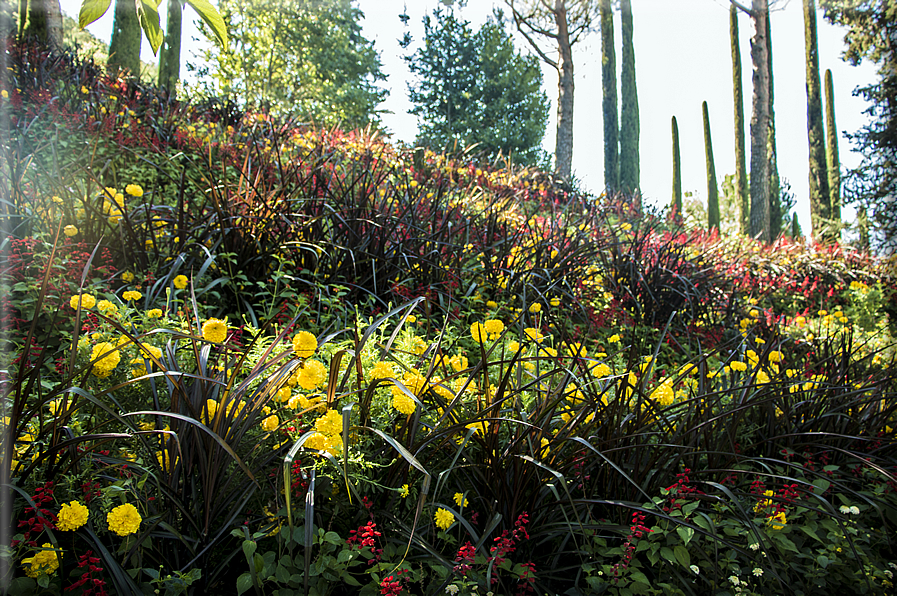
[21,544,60,578]
[202,318,228,343]
[453,492,468,508]
[296,359,327,390]
[121,271,135,283]
[523,327,545,342]
[107,503,142,536]
[261,415,279,432]
[90,342,121,378]
[70,294,96,310]
[540,437,550,458]
[122,290,142,302]
[434,507,454,530]
[399,484,410,498]
[470,321,487,343]
[63,225,78,237]
[292,331,318,359]
[173,275,188,290]
[315,409,343,437]
[125,184,144,197]
[1,90,8,99]
[277,387,291,402]
[146,308,163,318]
[97,300,118,315]
[608,334,621,343]
[591,362,611,378]
[483,318,505,340]
[528,303,541,314]
[369,361,394,380]
[486,300,498,309]
[392,391,416,416]
[57,501,89,531]
[730,361,748,372]
[767,511,787,531]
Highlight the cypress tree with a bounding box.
[600,0,619,194]
[730,4,749,235]
[767,12,781,240]
[803,0,831,241]
[673,116,682,217]
[619,0,639,198]
[749,0,771,244]
[824,69,841,232]
[158,0,183,92]
[703,101,720,232]
[108,0,141,77]
[18,0,63,46]
[672,116,682,218]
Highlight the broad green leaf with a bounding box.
[676,526,695,546]
[78,0,111,28]
[673,545,691,568]
[137,0,163,54]
[236,573,253,596]
[187,0,228,48]
[660,546,676,564]
[817,554,831,568]
[242,540,257,561]
[800,525,823,543]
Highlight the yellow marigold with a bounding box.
[755,370,771,384]
[730,361,747,372]
[146,308,163,318]
[607,334,621,343]
[483,318,504,340]
[173,275,188,290]
[277,387,291,402]
[540,437,551,458]
[21,543,60,578]
[767,511,787,531]
[261,415,279,432]
[392,391,417,416]
[315,409,343,437]
[292,331,318,359]
[453,492,468,508]
[369,361,394,380]
[486,300,498,309]
[125,184,144,197]
[768,350,783,364]
[297,359,327,391]
[97,300,118,315]
[122,290,142,302]
[205,399,218,421]
[63,225,78,237]
[528,303,541,314]
[202,318,228,343]
[650,381,675,407]
[90,342,121,378]
[70,294,96,310]
[156,449,176,471]
[121,271,135,283]
[524,327,545,342]
[592,362,611,378]
[449,354,468,372]
[470,321,487,343]
[304,431,340,455]
[107,503,142,536]
[57,501,89,531]
[434,508,454,530]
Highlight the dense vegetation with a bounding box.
[1,40,896,596]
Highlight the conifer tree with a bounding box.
[803,0,832,241]
[730,4,749,234]
[108,0,141,77]
[619,0,639,197]
[672,115,682,218]
[158,0,182,91]
[767,13,782,240]
[824,68,841,231]
[703,101,720,232]
[600,0,618,193]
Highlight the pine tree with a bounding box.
[158,0,183,91]
[803,0,832,242]
[672,115,682,218]
[600,0,618,193]
[730,4,749,235]
[824,69,841,231]
[108,0,141,77]
[619,0,639,197]
[703,101,720,232]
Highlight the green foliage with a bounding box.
[404,8,549,167]
[703,101,720,232]
[198,0,386,128]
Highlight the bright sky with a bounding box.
[59,0,878,237]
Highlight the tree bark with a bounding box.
[766,12,781,240]
[731,4,749,235]
[804,0,832,242]
[158,0,183,92]
[554,0,574,181]
[108,0,141,78]
[748,0,770,244]
[619,0,639,199]
[600,0,618,193]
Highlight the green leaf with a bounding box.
[136,0,163,54]
[186,0,228,48]
[800,525,823,543]
[676,526,695,546]
[812,478,831,494]
[323,531,341,545]
[773,534,800,553]
[242,540,257,561]
[236,572,253,595]
[660,547,676,564]
[78,0,112,28]
[673,545,691,568]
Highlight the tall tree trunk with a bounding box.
[730,4,749,235]
[158,0,183,92]
[554,1,574,181]
[18,0,62,46]
[803,0,832,242]
[108,0,141,78]
[619,0,639,199]
[600,0,618,193]
[672,115,682,218]
[749,0,770,244]
[824,69,841,234]
[766,12,781,240]
[703,101,720,233]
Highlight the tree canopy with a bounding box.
[198,0,386,129]
[404,8,548,167]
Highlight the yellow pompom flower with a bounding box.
[453,492,468,508]
[315,409,343,437]
[57,501,89,531]
[767,511,787,531]
[528,303,542,314]
[70,294,96,310]
[261,415,279,432]
[90,342,121,378]
[121,271,135,283]
[173,275,188,290]
[21,544,60,578]
[292,331,318,359]
[470,321,487,343]
[146,308,163,318]
[392,391,416,416]
[202,318,228,343]
[97,300,118,315]
[607,334,621,343]
[369,361,394,380]
[483,318,504,340]
[63,225,78,237]
[107,503,142,536]
[122,290,142,302]
[730,361,748,372]
[125,184,144,197]
[434,508,454,530]
[296,359,327,391]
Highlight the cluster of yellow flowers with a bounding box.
[21,544,60,578]
[305,409,343,456]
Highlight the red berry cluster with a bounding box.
[66,551,108,596]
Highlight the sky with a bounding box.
[58,0,880,237]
